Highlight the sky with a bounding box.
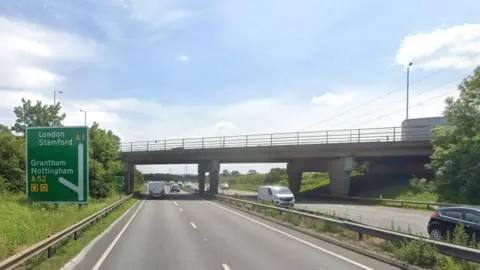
[0,0,479,174]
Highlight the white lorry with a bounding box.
[148,181,165,199]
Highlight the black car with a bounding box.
[170,184,180,193]
[427,206,480,242]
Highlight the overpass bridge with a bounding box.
[120,125,434,196]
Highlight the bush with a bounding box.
[409,176,435,193]
[393,239,438,268]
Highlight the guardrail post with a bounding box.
[223,137,225,147]
[130,142,133,152]
[246,135,248,147]
[146,141,149,151]
[163,140,166,150]
[326,131,329,144]
[392,127,396,141]
[357,129,361,142]
[297,132,299,145]
[202,138,204,148]
[358,232,363,241]
[74,231,78,240]
[182,139,185,148]
[47,246,53,258]
[270,134,273,146]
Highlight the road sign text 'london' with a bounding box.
[26,127,89,203]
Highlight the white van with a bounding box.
[257,186,295,207]
[149,181,165,198]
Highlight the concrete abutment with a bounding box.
[122,163,135,194]
[287,157,355,196]
[197,160,220,195]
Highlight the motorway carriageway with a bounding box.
[65,187,400,270]
[193,184,431,237]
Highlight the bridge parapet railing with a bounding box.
[120,125,436,152]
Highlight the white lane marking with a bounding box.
[222,264,231,270]
[190,222,197,228]
[61,201,139,270]
[92,200,146,270]
[179,208,183,211]
[173,201,178,206]
[205,200,373,270]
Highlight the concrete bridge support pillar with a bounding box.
[208,160,220,194]
[123,163,135,194]
[328,157,355,197]
[198,162,208,195]
[287,163,302,194]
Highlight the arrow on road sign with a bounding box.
[59,143,84,201]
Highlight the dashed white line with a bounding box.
[173,201,178,206]
[179,208,183,211]
[190,222,197,228]
[222,263,231,270]
[92,200,146,270]
[204,200,373,270]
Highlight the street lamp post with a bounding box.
[53,90,63,105]
[406,62,413,120]
[80,110,87,126]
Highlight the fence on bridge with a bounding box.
[120,125,437,152]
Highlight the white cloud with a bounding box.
[114,0,191,28]
[0,17,100,92]
[396,24,480,70]
[177,55,189,62]
[311,92,354,107]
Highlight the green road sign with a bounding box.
[26,126,89,203]
[115,176,124,191]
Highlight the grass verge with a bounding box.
[227,184,258,192]
[218,197,480,270]
[22,198,137,270]
[0,192,128,261]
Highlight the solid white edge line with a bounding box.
[204,200,374,270]
[92,200,146,270]
[60,200,140,270]
[190,222,197,228]
[222,263,231,270]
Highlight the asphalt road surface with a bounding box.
[69,192,401,270]
[190,184,430,237]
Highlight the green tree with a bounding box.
[247,169,257,174]
[231,170,241,176]
[88,122,122,198]
[0,125,25,192]
[133,168,145,192]
[12,98,66,135]
[265,168,287,183]
[221,169,230,176]
[430,66,480,204]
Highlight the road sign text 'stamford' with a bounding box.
[26,127,89,203]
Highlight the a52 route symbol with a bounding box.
[31,175,46,182]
